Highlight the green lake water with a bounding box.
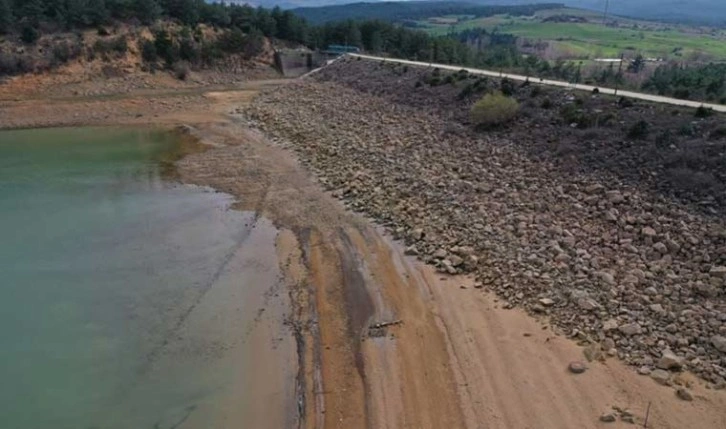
[0,127,264,429]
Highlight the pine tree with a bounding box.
[16,0,45,25]
[0,0,13,34]
[133,0,161,25]
[86,0,110,26]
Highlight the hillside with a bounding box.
[285,0,726,26]
[293,1,564,23]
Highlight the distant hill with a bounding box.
[293,1,564,24]
[491,1,726,25]
[243,0,726,26]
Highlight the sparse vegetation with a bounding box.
[500,78,516,96]
[93,36,128,57]
[173,61,190,80]
[695,105,714,118]
[471,92,519,128]
[627,120,650,139]
[560,104,592,128]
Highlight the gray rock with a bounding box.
[568,361,587,374]
[539,298,555,307]
[554,253,571,263]
[606,190,624,204]
[709,266,726,278]
[432,249,447,259]
[656,350,684,371]
[603,319,619,331]
[595,271,616,285]
[642,227,657,237]
[449,255,464,267]
[711,335,726,353]
[410,228,424,241]
[619,323,642,336]
[577,297,601,311]
[638,366,652,375]
[653,242,668,253]
[676,388,693,401]
[650,369,671,385]
[600,412,617,423]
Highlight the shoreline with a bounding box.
[3,73,726,428]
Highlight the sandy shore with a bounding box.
[3,75,726,428]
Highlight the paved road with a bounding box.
[348,53,726,113]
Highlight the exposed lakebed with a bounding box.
[0,127,295,429]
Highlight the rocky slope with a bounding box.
[244,58,726,388]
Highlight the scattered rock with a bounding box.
[676,388,694,401]
[600,411,617,423]
[606,190,624,204]
[583,344,604,362]
[637,366,652,375]
[404,245,419,256]
[709,266,726,278]
[712,336,726,353]
[651,369,671,385]
[568,361,588,374]
[657,349,684,371]
[642,227,657,237]
[618,323,642,336]
[602,319,619,331]
[539,298,555,307]
[577,297,601,311]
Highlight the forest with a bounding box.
[0,0,308,44]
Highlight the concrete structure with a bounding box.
[275,49,332,77]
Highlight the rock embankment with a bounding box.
[244,59,726,387]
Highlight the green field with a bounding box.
[418,8,726,62]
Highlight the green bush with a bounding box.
[695,105,714,118]
[21,25,39,44]
[140,39,157,63]
[627,120,650,139]
[618,97,634,108]
[500,78,515,96]
[470,92,519,128]
[560,104,592,128]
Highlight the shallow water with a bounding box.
[0,127,293,429]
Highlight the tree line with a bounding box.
[0,1,308,45]
[293,1,564,25]
[643,62,726,103]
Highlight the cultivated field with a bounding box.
[418,8,726,62]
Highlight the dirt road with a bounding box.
[2,78,725,428]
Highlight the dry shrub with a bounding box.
[470,91,519,128]
[173,61,190,80]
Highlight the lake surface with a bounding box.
[0,127,295,429]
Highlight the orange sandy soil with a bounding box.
[2,73,726,429]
